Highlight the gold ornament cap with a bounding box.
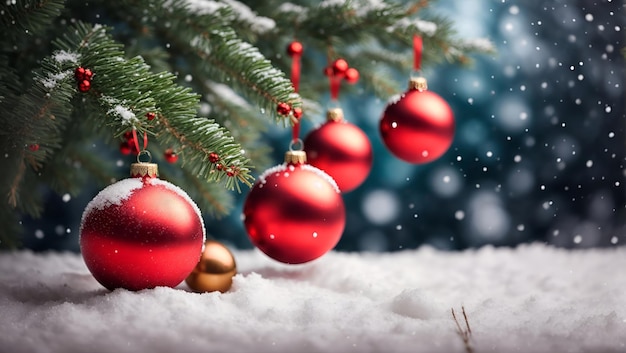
[326,108,344,122]
[185,240,237,293]
[408,77,428,91]
[130,162,158,178]
[285,150,307,165]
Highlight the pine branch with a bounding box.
[143,0,300,123]
[0,42,76,212]
[160,167,234,218]
[0,0,65,40]
[52,22,253,190]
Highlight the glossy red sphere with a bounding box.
[304,121,372,192]
[380,89,455,164]
[80,177,205,290]
[243,163,345,264]
[286,41,303,56]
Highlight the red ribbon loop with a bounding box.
[413,35,423,72]
[132,128,148,154]
[290,43,302,145]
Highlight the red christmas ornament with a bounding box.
[78,79,91,92]
[344,67,359,84]
[146,112,156,121]
[304,108,372,192]
[80,161,205,291]
[28,144,40,151]
[286,41,303,56]
[331,59,349,76]
[379,77,455,164]
[242,151,345,264]
[164,148,178,163]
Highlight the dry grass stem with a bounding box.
[451,306,473,353]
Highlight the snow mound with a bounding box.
[0,244,624,353]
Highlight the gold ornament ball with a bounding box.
[185,240,237,293]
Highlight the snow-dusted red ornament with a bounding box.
[304,108,372,192]
[242,150,345,264]
[80,157,205,291]
[380,77,455,164]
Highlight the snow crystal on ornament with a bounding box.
[258,164,288,184]
[299,164,340,193]
[387,93,403,105]
[82,178,143,217]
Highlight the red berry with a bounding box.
[123,131,133,140]
[78,80,91,92]
[286,41,303,56]
[119,141,132,155]
[323,66,334,77]
[216,163,224,171]
[164,148,178,163]
[146,112,156,121]
[83,69,93,80]
[226,168,236,177]
[332,59,349,76]
[28,144,39,152]
[209,152,220,163]
[125,138,140,155]
[276,102,291,116]
[344,67,360,84]
[75,67,86,81]
[293,107,303,119]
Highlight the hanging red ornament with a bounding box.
[164,148,178,163]
[344,68,360,84]
[242,150,345,264]
[304,108,372,192]
[80,158,205,290]
[78,79,91,92]
[286,41,303,57]
[331,59,349,76]
[379,77,455,164]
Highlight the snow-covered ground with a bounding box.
[0,244,624,353]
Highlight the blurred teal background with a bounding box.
[23,0,625,252]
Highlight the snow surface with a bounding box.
[0,244,624,353]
